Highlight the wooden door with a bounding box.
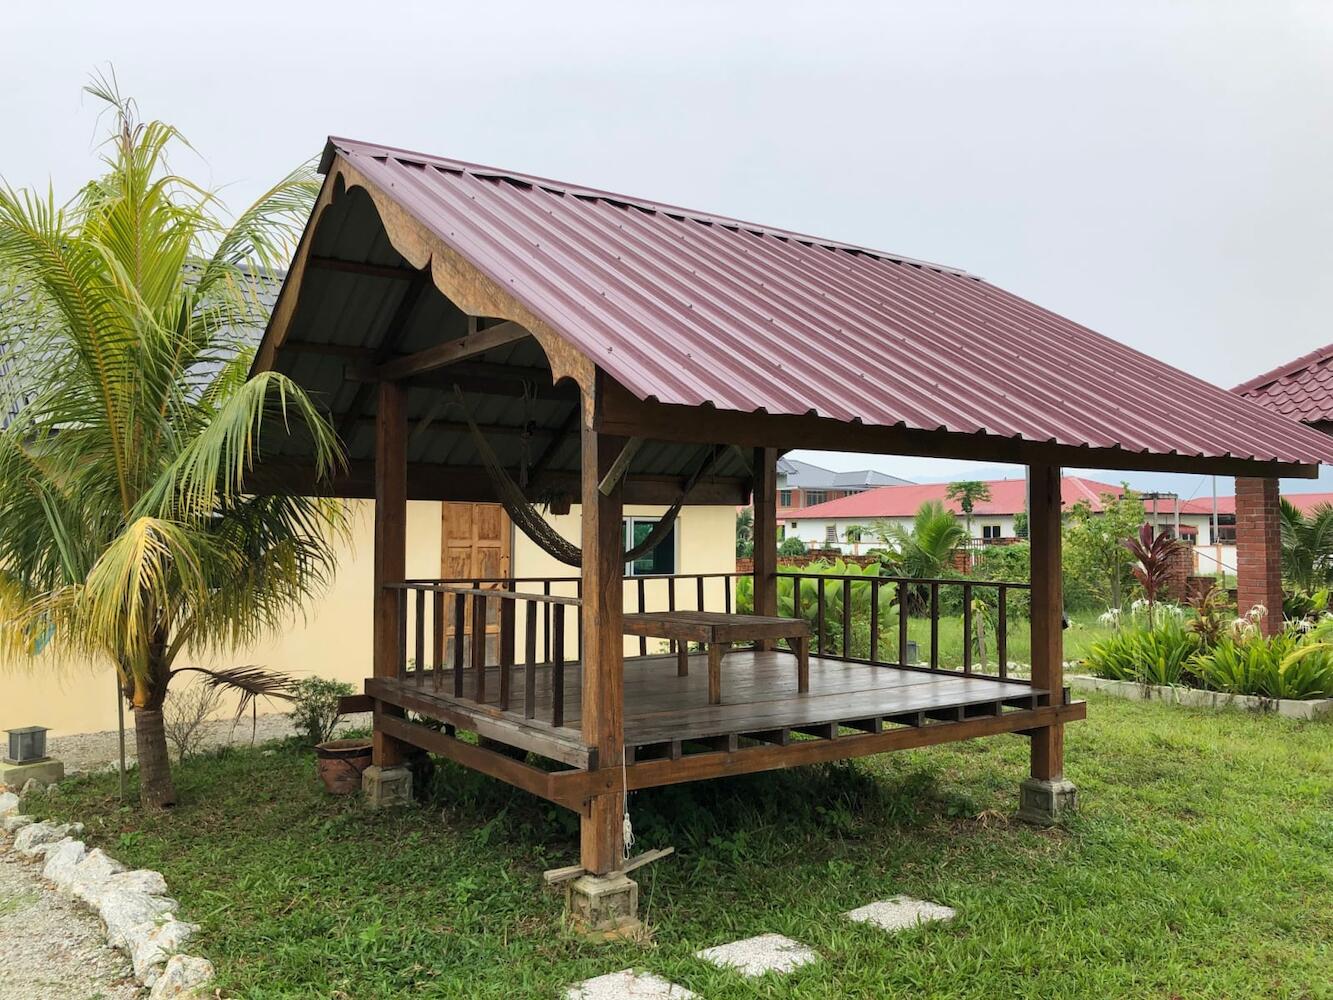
[441,503,512,660]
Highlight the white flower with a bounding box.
[1098,608,1121,627]
[1247,604,1268,621]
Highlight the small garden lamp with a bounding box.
[5,726,50,764]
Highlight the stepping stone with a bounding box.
[566,969,697,999]
[845,895,956,931]
[695,932,819,977]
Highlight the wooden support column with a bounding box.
[372,381,409,767]
[1027,463,1064,780]
[752,447,778,649]
[580,392,626,875]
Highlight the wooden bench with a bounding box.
[622,611,811,704]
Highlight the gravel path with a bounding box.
[51,711,371,774]
[0,849,139,1000]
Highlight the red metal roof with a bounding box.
[1179,492,1333,517]
[323,138,1333,468]
[1233,344,1333,426]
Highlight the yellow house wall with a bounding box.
[1,501,737,737]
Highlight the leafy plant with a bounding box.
[162,682,224,764]
[843,523,868,555]
[737,559,895,656]
[1193,633,1333,701]
[1084,620,1199,687]
[1185,584,1231,651]
[1062,487,1144,611]
[1122,523,1178,629]
[874,501,968,611]
[288,677,356,746]
[777,535,807,558]
[1279,499,1333,594]
[0,77,345,807]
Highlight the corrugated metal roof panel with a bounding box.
[322,137,1333,468]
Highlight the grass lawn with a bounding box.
[30,695,1332,999]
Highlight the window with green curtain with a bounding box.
[624,517,677,576]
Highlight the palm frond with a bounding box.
[171,664,296,724]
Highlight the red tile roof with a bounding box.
[318,138,1333,470]
[788,476,1124,520]
[1234,344,1333,426]
[1179,492,1333,516]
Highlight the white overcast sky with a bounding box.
[5,0,1332,500]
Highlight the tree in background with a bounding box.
[876,501,968,576]
[1062,487,1145,612]
[735,508,754,557]
[843,523,867,555]
[945,480,992,539]
[0,78,345,807]
[1278,499,1333,594]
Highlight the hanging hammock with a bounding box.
[452,387,719,568]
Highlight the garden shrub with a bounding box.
[1084,620,1199,687]
[1193,633,1333,700]
[287,677,355,746]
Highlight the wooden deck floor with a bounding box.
[369,650,1044,767]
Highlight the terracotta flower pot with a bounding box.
[314,738,373,795]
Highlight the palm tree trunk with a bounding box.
[133,705,177,808]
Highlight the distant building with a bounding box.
[775,457,911,520]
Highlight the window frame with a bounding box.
[623,515,679,577]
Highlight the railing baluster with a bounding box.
[637,577,647,656]
[898,579,909,666]
[841,579,851,658]
[930,582,940,670]
[397,587,408,680]
[576,577,584,662]
[724,573,733,614]
[817,577,826,657]
[412,589,424,685]
[524,600,538,719]
[667,573,677,658]
[543,579,552,665]
[453,591,466,696]
[432,591,445,689]
[997,584,1008,678]
[962,582,973,675]
[696,574,705,612]
[552,603,566,727]
[869,578,880,663]
[499,597,515,711]
[472,591,488,702]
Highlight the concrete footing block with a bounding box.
[361,765,413,809]
[1,759,64,788]
[566,872,640,939]
[1016,777,1079,826]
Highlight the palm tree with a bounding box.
[875,502,968,613]
[1279,499,1333,594]
[843,523,866,555]
[0,78,346,807]
[945,480,992,540]
[735,508,754,557]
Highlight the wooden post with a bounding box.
[580,391,626,875]
[372,381,409,767]
[1027,462,1064,780]
[752,447,778,649]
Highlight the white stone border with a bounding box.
[1069,674,1333,720]
[0,786,214,998]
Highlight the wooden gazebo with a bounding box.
[251,138,1333,931]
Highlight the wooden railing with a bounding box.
[386,570,1031,730]
[385,582,580,727]
[775,571,1032,683]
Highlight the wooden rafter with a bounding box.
[361,321,531,383]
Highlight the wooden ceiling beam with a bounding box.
[595,381,1319,480]
[308,255,420,280]
[360,321,530,383]
[247,460,748,506]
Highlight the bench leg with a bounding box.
[708,641,730,704]
[677,642,689,677]
[796,636,810,693]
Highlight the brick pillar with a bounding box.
[1164,542,1191,603]
[1235,477,1283,635]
